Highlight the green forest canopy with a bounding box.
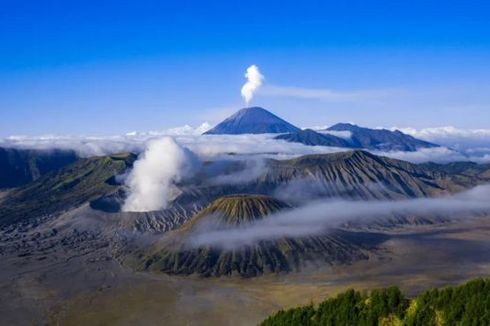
[261,278,490,326]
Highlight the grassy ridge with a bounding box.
[0,153,135,225]
[0,147,78,188]
[261,278,490,325]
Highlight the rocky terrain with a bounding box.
[0,148,489,324]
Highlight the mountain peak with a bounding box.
[185,194,289,228]
[203,107,300,135]
[328,122,359,131]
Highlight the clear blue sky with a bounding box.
[1,0,490,136]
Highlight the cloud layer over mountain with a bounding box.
[2,122,490,164]
[187,184,490,249]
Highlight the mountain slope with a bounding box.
[275,129,354,148]
[0,147,78,188]
[161,150,489,230]
[261,278,490,326]
[203,107,300,135]
[255,150,473,201]
[326,123,439,151]
[0,152,136,225]
[134,194,369,277]
[184,194,289,226]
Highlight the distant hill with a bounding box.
[0,152,136,225]
[275,129,354,148]
[326,123,439,151]
[262,150,469,200]
[261,278,490,326]
[0,147,78,188]
[274,123,439,152]
[203,107,300,135]
[135,194,368,277]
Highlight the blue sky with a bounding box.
[1,0,490,136]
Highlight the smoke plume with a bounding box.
[122,137,198,212]
[241,65,264,104]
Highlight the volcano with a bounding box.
[203,107,300,135]
[135,194,368,277]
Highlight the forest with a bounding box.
[261,278,490,325]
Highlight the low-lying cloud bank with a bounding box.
[372,147,471,164]
[3,125,490,213]
[2,125,490,164]
[187,184,490,249]
[395,126,490,161]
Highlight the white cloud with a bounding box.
[187,184,490,249]
[164,122,212,136]
[2,125,490,164]
[317,130,353,139]
[260,85,398,102]
[180,134,349,160]
[0,123,212,157]
[372,147,472,164]
[395,126,490,149]
[390,126,490,160]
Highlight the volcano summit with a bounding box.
[203,106,300,135]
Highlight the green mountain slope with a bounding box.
[0,147,78,188]
[0,153,136,225]
[261,278,490,326]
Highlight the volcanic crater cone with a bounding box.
[137,194,368,277]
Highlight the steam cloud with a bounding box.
[241,65,264,104]
[122,137,198,212]
[187,184,490,249]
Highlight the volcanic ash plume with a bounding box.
[241,64,264,104]
[122,137,197,212]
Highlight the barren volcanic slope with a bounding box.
[1,150,487,230]
[133,194,370,277]
[253,150,480,201]
[166,150,479,222]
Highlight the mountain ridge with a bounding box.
[0,147,78,189]
[326,122,439,151]
[0,152,136,225]
[275,128,354,148]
